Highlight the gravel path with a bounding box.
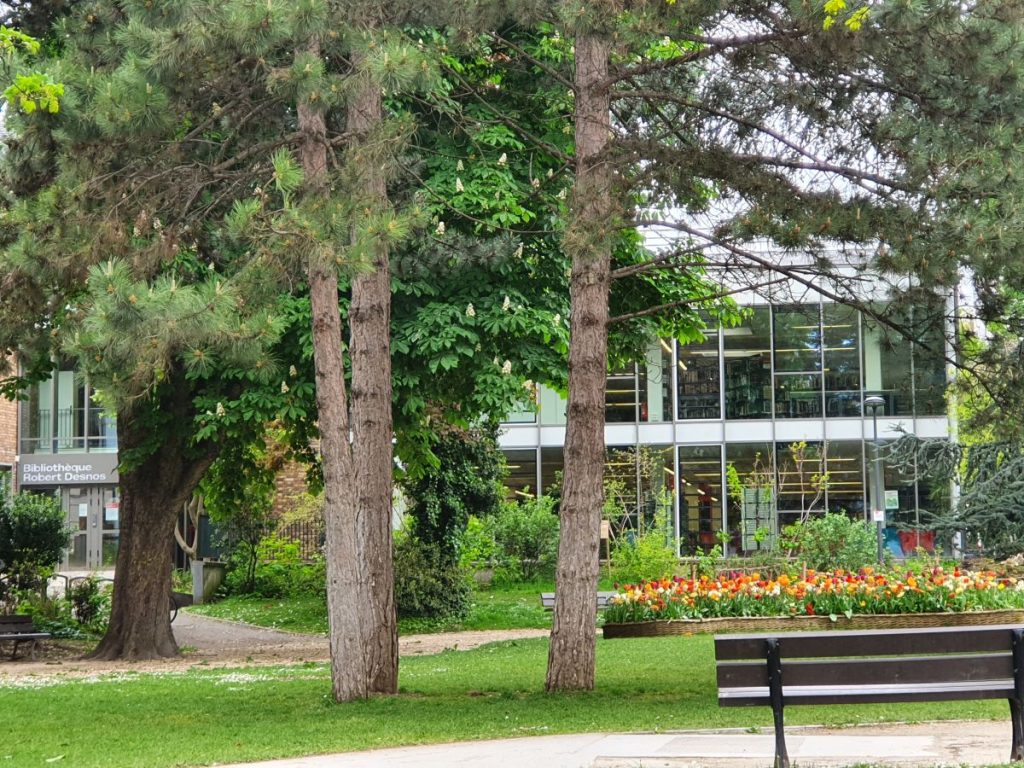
[0,612,550,679]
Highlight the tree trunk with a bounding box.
[89,385,214,660]
[298,39,370,702]
[348,59,399,695]
[545,32,614,693]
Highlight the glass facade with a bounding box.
[500,298,951,554]
[20,368,117,455]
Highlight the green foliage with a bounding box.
[223,536,324,599]
[0,489,69,595]
[780,513,878,571]
[4,71,62,113]
[458,515,499,570]
[491,496,560,583]
[66,576,113,634]
[610,504,678,584]
[392,536,470,621]
[401,423,505,566]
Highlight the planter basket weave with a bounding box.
[602,609,1024,638]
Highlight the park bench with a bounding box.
[715,624,1024,768]
[539,591,617,611]
[0,615,51,660]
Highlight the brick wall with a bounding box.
[0,363,16,469]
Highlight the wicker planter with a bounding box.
[602,608,1024,638]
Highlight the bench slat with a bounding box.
[715,625,1023,660]
[719,679,1014,706]
[718,652,1014,689]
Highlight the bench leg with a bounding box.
[767,638,789,768]
[1011,699,1024,762]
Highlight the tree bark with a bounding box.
[89,384,214,661]
[348,59,399,694]
[298,39,369,702]
[545,32,614,693]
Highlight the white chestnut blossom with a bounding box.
[466,303,476,318]
[455,177,464,193]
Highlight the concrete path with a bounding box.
[223,721,1014,768]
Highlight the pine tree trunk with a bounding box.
[298,39,369,702]
[545,32,613,693]
[89,386,213,660]
[348,63,399,695]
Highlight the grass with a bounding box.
[188,582,556,635]
[3,634,1012,768]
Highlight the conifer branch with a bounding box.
[608,278,787,324]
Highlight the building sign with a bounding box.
[884,490,900,511]
[18,453,119,486]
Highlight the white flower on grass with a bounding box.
[501,359,512,375]
[466,303,476,318]
[497,152,507,166]
[455,177,464,193]
[435,221,446,236]
[502,295,511,311]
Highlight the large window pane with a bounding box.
[678,445,723,553]
[502,449,538,501]
[640,341,673,422]
[912,304,948,416]
[775,440,825,527]
[773,305,823,418]
[724,308,772,419]
[772,305,822,372]
[862,305,913,416]
[605,366,637,423]
[677,331,721,420]
[725,442,774,554]
[823,304,862,417]
[824,440,866,517]
[540,447,563,497]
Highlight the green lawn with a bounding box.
[3,635,1010,768]
[188,582,556,635]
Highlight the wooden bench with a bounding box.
[539,591,617,611]
[0,615,51,660]
[715,625,1024,768]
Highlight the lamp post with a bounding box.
[863,395,886,564]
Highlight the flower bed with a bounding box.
[602,567,1024,626]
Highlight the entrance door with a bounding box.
[65,486,120,569]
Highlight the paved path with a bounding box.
[172,612,550,663]
[223,721,1013,768]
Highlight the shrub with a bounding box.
[393,537,470,620]
[491,496,560,583]
[67,576,112,634]
[780,512,878,571]
[610,508,679,584]
[0,490,70,597]
[223,535,324,598]
[458,515,499,571]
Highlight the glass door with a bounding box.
[63,486,119,569]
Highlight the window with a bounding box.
[605,366,638,423]
[20,368,117,455]
[677,331,721,420]
[823,304,862,417]
[724,308,772,419]
[773,305,823,419]
[678,445,723,552]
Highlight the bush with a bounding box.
[0,490,70,598]
[491,496,560,583]
[780,513,878,571]
[223,535,325,598]
[67,576,112,634]
[610,510,679,584]
[393,537,470,620]
[458,515,499,571]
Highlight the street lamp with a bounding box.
[863,395,886,563]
